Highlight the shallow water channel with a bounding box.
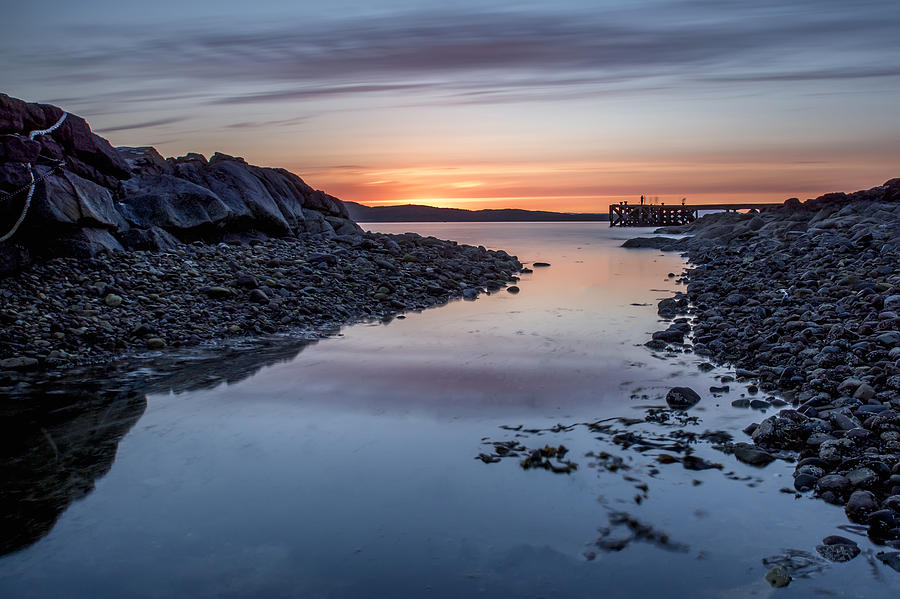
[1,223,897,597]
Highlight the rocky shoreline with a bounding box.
[630,179,900,551]
[0,94,524,381]
[0,229,523,377]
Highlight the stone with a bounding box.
[816,537,860,562]
[876,332,900,346]
[622,237,678,250]
[752,411,810,450]
[765,566,791,588]
[877,552,900,572]
[846,468,877,488]
[506,286,520,294]
[853,383,876,401]
[818,438,855,463]
[665,387,701,409]
[733,443,775,466]
[146,337,166,349]
[235,273,259,288]
[794,474,817,492]
[657,298,677,315]
[816,474,851,498]
[204,286,233,299]
[307,253,338,266]
[652,329,684,343]
[104,293,123,307]
[884,295,900,311]
[845,490,878,523]
[0,356,39,370]
[247,289,269,303]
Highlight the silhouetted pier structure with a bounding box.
[608,202,780,227]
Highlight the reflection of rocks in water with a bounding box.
[130,335,320,396]
[0,390,146,556]
[8,334,320,400]
[0,334,322,556]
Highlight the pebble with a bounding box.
[146,338,166,350]
[104,294,123,307]
[765,566,791,588]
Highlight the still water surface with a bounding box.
[1,223,897,597]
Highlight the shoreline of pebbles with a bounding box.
[628,179,900,555]
[0,230,523,381]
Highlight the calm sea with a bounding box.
[0,223,894,598]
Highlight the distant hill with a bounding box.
[343,201,608,222]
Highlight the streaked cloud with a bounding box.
[7,2,900,109]
[95,117,186,133]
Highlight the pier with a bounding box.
[608,202,781,227]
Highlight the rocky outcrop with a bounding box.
[0,94,360,274]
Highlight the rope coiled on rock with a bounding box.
[0,112,68,242]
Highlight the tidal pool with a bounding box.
[1,223,896,598]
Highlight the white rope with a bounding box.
[0,112,68,242]
[0,165,35,242]
[28,112,68,139]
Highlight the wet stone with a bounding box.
[765,567,791,588]
[733,443,775,466]
[816,537,860,562]
[665,387,701,409]
[845,490,878,523]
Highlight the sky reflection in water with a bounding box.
[0,223,896,598]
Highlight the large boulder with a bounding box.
[171,155,293,235]
[35,168,126,230]
[0,93,130,190]
[0,93,362,272]
[119,173,233,233]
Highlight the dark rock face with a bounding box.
[0,93,130,191]
[0,95,360,274]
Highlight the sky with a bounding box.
[3,0,900,211]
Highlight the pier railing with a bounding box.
[608,203,781,227]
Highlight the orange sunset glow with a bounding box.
[296,153,898,212]
[7,1,899,212]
